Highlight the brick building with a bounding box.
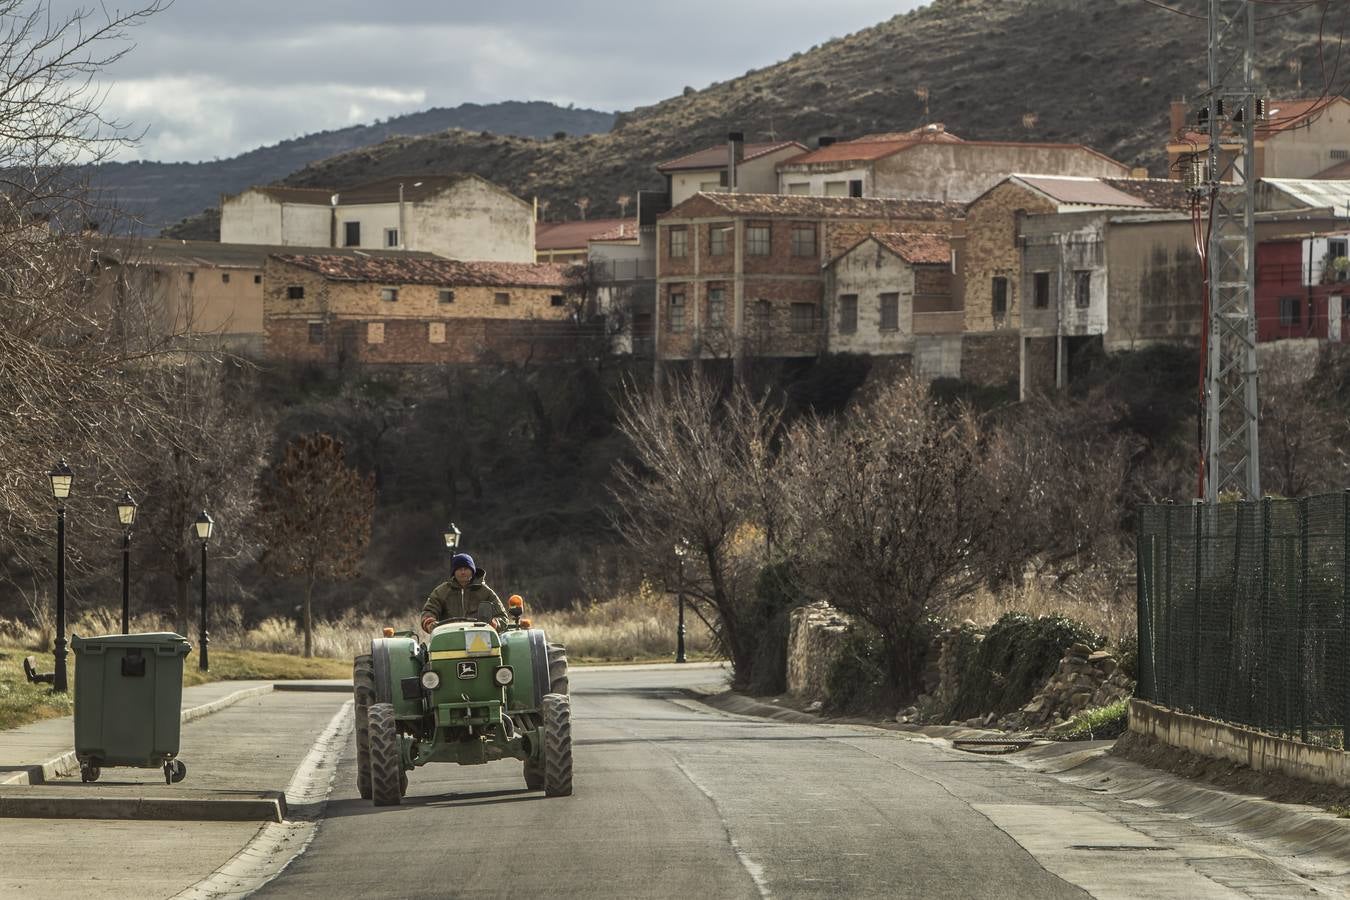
[654,192,963,375]
[263,254,574,366]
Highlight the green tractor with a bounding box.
[352,595,571,806]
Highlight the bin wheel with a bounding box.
[165,759,187,784]
[80,763,100,783]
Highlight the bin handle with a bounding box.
[157,644,190,656]
[83,644,106,656]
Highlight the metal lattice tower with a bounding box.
[1204,0,1261,502]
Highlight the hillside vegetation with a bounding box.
[165,0,1325,238]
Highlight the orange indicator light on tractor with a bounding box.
[508,594,524,609]
[519,618,532,628]
[383,627,395,637]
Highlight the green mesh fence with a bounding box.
[1136,493,1350,748]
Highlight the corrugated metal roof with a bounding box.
[1015,175,1150,208]
[1263,178,1350,210]
[536,218,635,250]
[656,141,806,172]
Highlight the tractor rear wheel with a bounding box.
[352,654,375,800]
[547,642,569,695]
[541,693,573,797]
[368,702,403,806]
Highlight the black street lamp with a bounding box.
[194,510,214,671]
[48,460,73,692]
[116,491,138,635]
[443,522,462,551]
[674,541,689,664]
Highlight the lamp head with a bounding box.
[194,509,215,541]
[48,460,73,501]
[116,490,138,526]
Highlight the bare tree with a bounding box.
[574,197,590,220]
[1259,347,1349,497]
[256,434,374,657]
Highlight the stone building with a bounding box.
[262,254,573,366]
[220,175,536,263]
[825,232,960,378]
[654,192,963,374]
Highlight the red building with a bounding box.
[1256,235,1350,344]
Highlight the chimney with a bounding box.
[1170,99,1188,137]
[727,131,744,192]
[818,136,838,148]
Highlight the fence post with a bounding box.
[1299,498,1309,744]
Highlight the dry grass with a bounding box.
[541,583,717,662]
[946,572,1136,643]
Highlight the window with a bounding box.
[708,287,725,326]
[1333,149,1350,160]
[719,170,729,187]
[849,179,863,198]
[669,290,686,333]
[307,322,325,344]
[880,292,899,331]
[824,181,848,197]
[1074,270,1091,309]
[221,272,230,284]
[787,182,810,195]
[494,292,511,306]
[253,274,262,285]
[287,285,305,300]
[838,294,858,334]
[344,221,361,247]
[992,277,1009,316]
[1331,239,1348,259]
[367,322,385,344]
[791,223,817,258]
[385,228,399,248]
[753,299,771,329]
[669,227,688,258]
[709,224,731,256]
[380,287,399,302]
[550,294,566,307]
[438,289,455,304]
[1033,272,1050,309]
[747,224,771,256]
[187,271,195,283]
[1279,296,1301,326]
[428,322,446,344]
[791,302,818,334]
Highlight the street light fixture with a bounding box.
[117,491,138,635]
[673,540,689,664]
[48,460,73,692]
[194,510,214,671]
[443,522,462,551]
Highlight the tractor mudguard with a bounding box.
[370,636,423,720]
[501,628,548,714]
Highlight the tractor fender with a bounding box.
[370,636,423,720]
[500,628,548,713]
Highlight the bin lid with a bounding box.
[71,632,192,653]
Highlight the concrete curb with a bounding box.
[272,683,351,693]
[1,683,275,788]
[0,793,286,823]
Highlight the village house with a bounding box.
[1167,97,1350,182]
[536,217,636,263]
[586,220,654,356]
[825,232,960,379]
[657,135,808,207]
[776,125,1133,203]
[654,192,964,376]
[1256,229,1350,344]
[220,174,536,263]
[262,254,573,366]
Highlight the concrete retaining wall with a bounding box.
[1129,698,1350,787]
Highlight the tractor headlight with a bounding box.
[493,666,514,686]
[421,670,441,690]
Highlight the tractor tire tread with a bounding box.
[353,655,375,800]
[368,702,403,806]
[546,643,569,696]
[542,692,573,797]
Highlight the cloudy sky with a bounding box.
[68,0,930,162]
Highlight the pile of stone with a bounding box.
[785,601,852,705]
[1010,642,1134,730]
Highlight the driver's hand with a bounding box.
[421,615,436,633]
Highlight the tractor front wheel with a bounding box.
[368,702,404,806]
[353,654,375,800]
[541,693,573,797]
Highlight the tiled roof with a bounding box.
[238,174,498,207]
[1015,175,1151,208]
[1101,178,1194,210]
[273,254,568,288]
[853,125,963,143]
[781,141,918,166]
[536,217,636,250]
[870,232,951,265]
[667,192,965,221]
[589,221,642,242]
[1312,158,1350,180]
[656,141,807,172]
[103,239,440,268]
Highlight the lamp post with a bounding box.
[673,541,688,664]
[443,522,462,552]
[48,461,73,692]
[116,491,138,635]
[194,510,214,671]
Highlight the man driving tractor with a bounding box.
[421,552,509,633]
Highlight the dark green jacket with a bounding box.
[422,569,507,625]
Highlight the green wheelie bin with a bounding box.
[71,632,192,784]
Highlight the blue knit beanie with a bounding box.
[450,552,476,575]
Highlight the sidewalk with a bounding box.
[0,682,353,900]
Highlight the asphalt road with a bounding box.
[255,664,1322,899]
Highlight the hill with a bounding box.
[90,101,615,233]
[163,0,1325,239]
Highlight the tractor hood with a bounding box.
[428,622,501,660]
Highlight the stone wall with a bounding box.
[1015,643,1134,729]
[785,602,852,704]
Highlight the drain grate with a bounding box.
[951,738,1034,755]
[1069,845,1173,852]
